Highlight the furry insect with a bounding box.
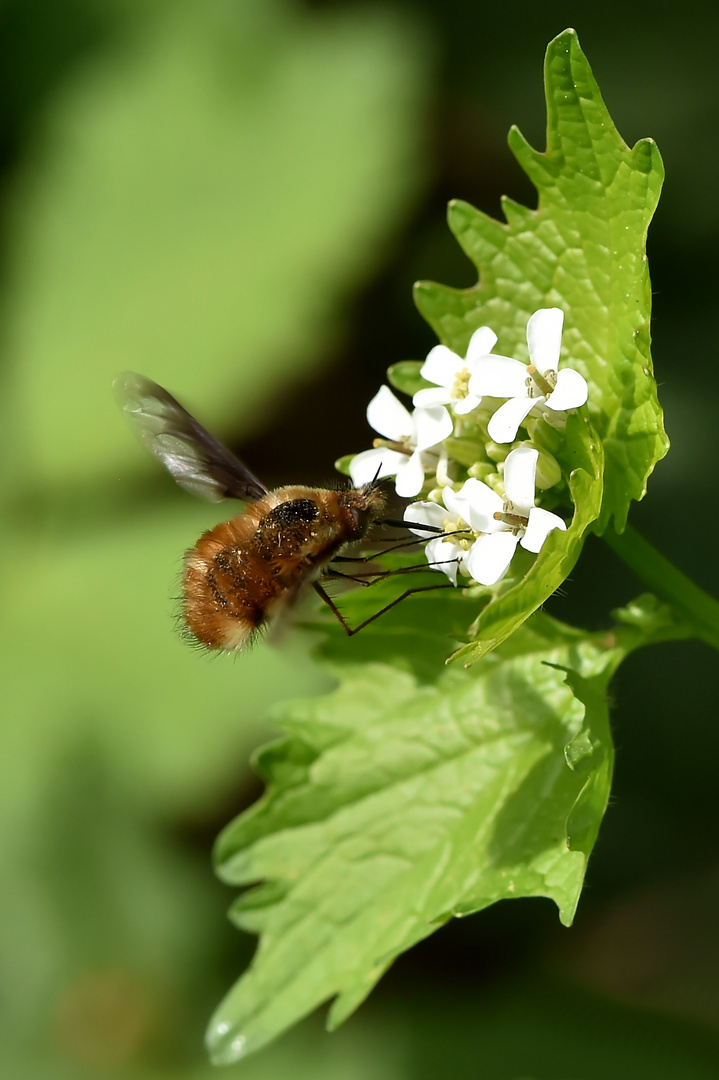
[114,374,447,652]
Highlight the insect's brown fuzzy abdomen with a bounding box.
[183,519,275,651]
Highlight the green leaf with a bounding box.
[456,410,603,665]
[207,613,622,1063]
[386,360,429,397]
[333,454,354,478]
[414,28,667,533]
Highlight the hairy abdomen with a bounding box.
[182,519,281,650]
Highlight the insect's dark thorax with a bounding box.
[253,491,355,574]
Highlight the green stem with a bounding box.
[603,523,719,652]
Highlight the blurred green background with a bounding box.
[2,1,719,1077]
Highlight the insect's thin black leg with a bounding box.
[331,554,379,564]
[331,538,426,564]
[324,568,374,587]
[330,558,459,582]
[313,581,355,634]
[313,580,462,637]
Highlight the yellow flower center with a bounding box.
[450,368,471,400]
[443,515,473,550]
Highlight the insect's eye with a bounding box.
[350,507,371,535]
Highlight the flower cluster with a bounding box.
[348,307,588,588]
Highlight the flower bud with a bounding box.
[485,441,510,463]
[486,471,505,495]
[444,436,485,468]
[467,461,496,483]
[525,415,563,452]
[534,449,562,491]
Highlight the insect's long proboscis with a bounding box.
[378,517,444,533]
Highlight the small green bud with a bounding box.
[486,441,510,463]
[487,471,505,495]
[534,449,562,491]
[512,440,562,490]
[444,436,485,468]
[524,415,563,454]
[467,461,496,482]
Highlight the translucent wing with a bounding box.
[114,372,268,503]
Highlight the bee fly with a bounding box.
[114,374,449,652]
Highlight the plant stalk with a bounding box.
[603,522,719,652]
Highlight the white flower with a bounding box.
[400,500,462,585]
[404,446,566,586]
[467,308,588,443]
[412,326,498,415]
[401,482,485,586]
[349,385,453,498]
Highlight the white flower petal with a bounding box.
[464,531,519,585]
[527,307,563,374]
[349,447,406,486]
[412,386,453,409]
[453,393,482,415]
[545,367,588,411]
[468,355,528,398]
[403,500,447,536]
[435,446,451,487]
[521,506,567,553]
[503,446,538,515]
[413,404,453,451]
[465,326,498,363]
[451,478,502,534]
[425,537,460,584]
[440,484,472,524]
[366,385,412,441]
[487,395,539,443]
[419,345,461,388]
[395,449,426,497]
